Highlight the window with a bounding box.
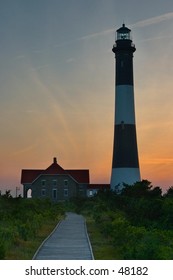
[41,189,46,196]
[117,32,130,40]
[52,180,57,187]
[41,180,46,186]
[89,190,93,196]
[64,180,68,186]
[64,189,68,197]
[52,189,57,199]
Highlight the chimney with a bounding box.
[53,157,57,164]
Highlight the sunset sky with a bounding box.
[1,0,173,195]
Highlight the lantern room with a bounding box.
[116,23,131,40]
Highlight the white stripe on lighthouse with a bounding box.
[111,167,141,191]
[115,85,136,125]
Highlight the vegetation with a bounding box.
[0,192,65,259]
[73,180,173,260]
[1,180,173,260]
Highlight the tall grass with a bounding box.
[0,195,65,259]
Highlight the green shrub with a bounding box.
[0,243,5,259]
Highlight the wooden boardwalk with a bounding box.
[33,212,94,260]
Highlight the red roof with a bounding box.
[21,158,89,184]
[21,169,43,184]
[67,170,89,184]
[44,161,67,175]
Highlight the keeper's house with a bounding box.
[21,157,110,201]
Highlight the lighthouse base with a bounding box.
[110,167,140,192]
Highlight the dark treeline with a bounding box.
[76,180,173,259]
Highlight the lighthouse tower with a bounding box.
[110,24,140,191]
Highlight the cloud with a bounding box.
[74,12,173,44]
[130,12,173,28]
[79,12,173,42]
[13,143,38,156]
[141,158,173,165]
[77,28,114,41]
[13,54,25,60]
[66,57,76,63]
[30,64,51,72]
[35,12,173,52]
[77,12,173,42]
[53,28,114,48]
[136,35,173,43]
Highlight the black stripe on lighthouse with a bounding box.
[112,124,139,168]
[116,53,134,85]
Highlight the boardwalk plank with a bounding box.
[33,212,94,260]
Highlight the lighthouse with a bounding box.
[110,24,140,191]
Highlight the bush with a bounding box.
[84,183,173,260]
[0,196,65,259]
[0,243,5,259]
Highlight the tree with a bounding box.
[164,186,173,198]
[2,190,12,199]
[121,180,152,198]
